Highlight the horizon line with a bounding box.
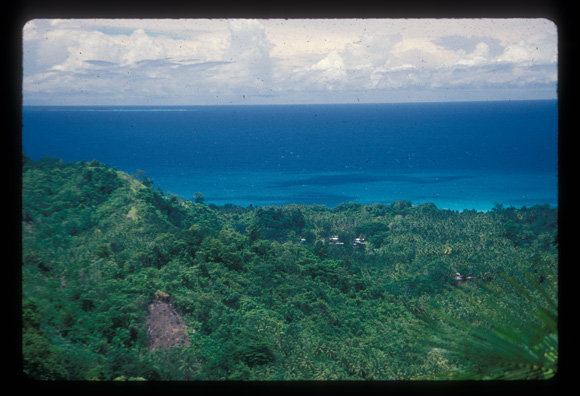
[21,98,558,108]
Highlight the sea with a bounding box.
[22,100,558,212]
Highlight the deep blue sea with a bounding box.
[22,101,558,211]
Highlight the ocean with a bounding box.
[22,101,558,211]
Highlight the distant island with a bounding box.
[22,156,558,381]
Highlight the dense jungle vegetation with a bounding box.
[21,156,558,381]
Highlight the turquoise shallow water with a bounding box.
[22,101,558,211]
[144,167,557,211]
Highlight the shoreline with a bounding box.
[141,168,557,213]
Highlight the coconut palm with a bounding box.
[416,270,557,380]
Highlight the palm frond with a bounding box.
[416,270,557,380]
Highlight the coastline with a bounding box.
[141,167,557,212]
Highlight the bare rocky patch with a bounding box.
[146,292,190,352]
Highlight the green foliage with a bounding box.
[194,192,205,204]
[21,157,558,381]
[417,271,558,380]
[255,206,306,240]
[22,299,68,380]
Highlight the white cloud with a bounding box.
[454,42,490,67]
[309,51,347,89]
[497,36,557,66]
[23,19,233,104]
[22,18,558,105]
[343,33,401,68]
[48,28,174,73]
[215,19,275,90]
[390,37,458,69]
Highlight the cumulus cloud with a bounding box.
[23,20,233,104]
[497,36,557,65]
[279,20,555,102]
[214,19,275,91]
[22,18,558,105]
[305,51,347,90]
[224,20,273,65]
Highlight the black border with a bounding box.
[9,0,573,392]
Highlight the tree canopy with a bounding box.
[21,157,558,381]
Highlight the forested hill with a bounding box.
[22,156,558,381]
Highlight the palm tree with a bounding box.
[416,270,557,380]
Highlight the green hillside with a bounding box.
[21,156,558,381]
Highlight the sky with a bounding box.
[22,18,558,105]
